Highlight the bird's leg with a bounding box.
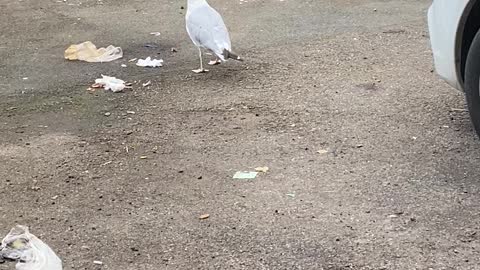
[208,56,221,66]
[193,48,209,73]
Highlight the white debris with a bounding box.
[93,260,103,265]
[0,225,63,270]
[136,57,163,68]
[94,75,126,92]
[149,32,161,36]
[142,80,151,87]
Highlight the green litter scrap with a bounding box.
[233,171,258,179]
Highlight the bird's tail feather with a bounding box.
[222,49,244,62]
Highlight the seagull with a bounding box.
[186,0,243,73]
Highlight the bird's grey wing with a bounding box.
[186,5,231,56]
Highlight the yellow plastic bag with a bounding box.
[64,41,123,62]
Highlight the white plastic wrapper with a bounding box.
[0,225,62,270]
[94,75,126,92]
[136,57,164,67]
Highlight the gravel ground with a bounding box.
[1,0,480,269]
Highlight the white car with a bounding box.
[428,0,480,136]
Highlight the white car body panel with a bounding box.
[428,0,470,90]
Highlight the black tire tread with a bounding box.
[465,30,480,137]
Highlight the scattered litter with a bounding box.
[93,261,103,265]
[0,225,62,270]
[144,44,158,49]
[136,57,164,67]
[286,193,296,198]
[199,214,210,220]
[171,47,178,53]
[121,64,127,68]
[22,77,28,80]
[233,171,258,179]
[126,111,135,114]
[128,58,138,62]
[101,161,112,166]
[150,32,161,36]
[64,41,122,62]
[51,195,59,200]
[140,156,148,159]
[255,166,269,173]
[450,108,468,112]
[94,75,126,92]
[382,29,406,34]
[317,149,329,154]
[104,112,111,116]
[142,81,151,87]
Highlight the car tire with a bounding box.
[465,30,480,137]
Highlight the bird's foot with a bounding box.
[208,59,221,66]
[192,68,209,73]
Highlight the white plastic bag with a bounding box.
[0,225,62,270]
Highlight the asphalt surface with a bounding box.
[2,0,480,269]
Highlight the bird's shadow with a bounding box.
[188,64,248,84]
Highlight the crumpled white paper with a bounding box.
[136,57,164,67]
[94,75,126,92]
[0,225,62,270]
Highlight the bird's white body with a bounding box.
[186,0,232,61]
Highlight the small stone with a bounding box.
[255,167,269,173]
[199,214,210,220]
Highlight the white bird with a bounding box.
[186,0,243,73]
